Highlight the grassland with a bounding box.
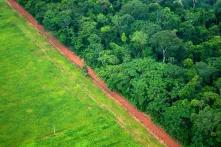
[0,0,163,146]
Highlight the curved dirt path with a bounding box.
[7,1,180,147]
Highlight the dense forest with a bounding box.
[18,0,221,146]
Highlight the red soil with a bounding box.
[7,1,180,147]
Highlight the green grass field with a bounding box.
[0,1,163,146]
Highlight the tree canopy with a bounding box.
[19,0,221,146]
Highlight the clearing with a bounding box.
[0,0,162,146]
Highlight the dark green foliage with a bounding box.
[18,0,221,146]
[163,100,192,144]
[191,107,221,146]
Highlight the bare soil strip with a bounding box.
[7,0,180,146]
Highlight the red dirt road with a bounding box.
[7,1,180,147]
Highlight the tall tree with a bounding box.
[130,31,149,57]
[150,30,185,63]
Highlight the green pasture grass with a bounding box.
[0,0,163,146]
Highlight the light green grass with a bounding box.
[0,1,163,146]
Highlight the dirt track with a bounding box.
[7,1,180,147]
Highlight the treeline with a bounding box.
[18,0,221,146]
